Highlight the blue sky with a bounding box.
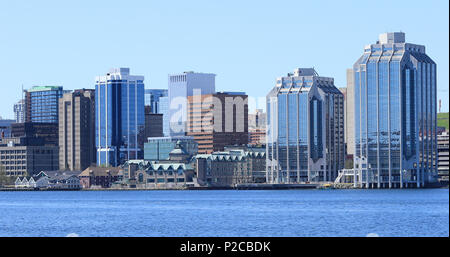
[0,0,448,119]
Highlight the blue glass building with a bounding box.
[25,86,65,123]
[95,68,145,167]
[266,68,345,183]
[353,32,437,188]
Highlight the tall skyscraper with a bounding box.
[95,68,145,167]
[25,86,65,123]
[14,100,25,123]
[266,68,345,183]
[59,89,96,171]
[168,71,215,137]
[187,92,248,154]
[353,32,437,188]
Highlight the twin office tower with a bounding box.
[266,32,438,188]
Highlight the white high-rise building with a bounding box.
[14,99,25,123]
[168,71,216,136]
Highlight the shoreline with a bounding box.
[0,184,448,192]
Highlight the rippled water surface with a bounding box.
[0,189,448,237]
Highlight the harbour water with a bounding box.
[0,189,448,237]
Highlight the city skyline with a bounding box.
[0,0,449,120]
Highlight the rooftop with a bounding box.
[378,32,405,44]
[27,86,63,92]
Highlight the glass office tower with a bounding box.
[25,86,65,123]
[266,68,345,183]
[95,68,145,167]
[353,32,437,188]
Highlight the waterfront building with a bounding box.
[118,142,196,189]
[25,86,66,123]
[195,147,266,187]
[14,177,36,188]
[266,68,345,183]
[144,136,197,161]
[168,71,216,136]
[353,32,438,188]
[95,68,145,167]
[437,131,449,183]
[187,92,248,154]
[145,106,163,138]
[22,170,82,189]
[14,100,25,123]
[119,160,195,189]
[78,166,122,189]
[0,139,59,177]
[59,89,96,171]
[36,174,80,189]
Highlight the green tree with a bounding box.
[0,164,17,187]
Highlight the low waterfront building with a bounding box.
[144,136,198,161]
[195,148,266,187]
[78,166,122,189]
[116,140,197,189]
[0,139,59,177]
[14,176,36,188]
[35,174,80,189]
[13,170,81,189]
[120,160,195,189]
